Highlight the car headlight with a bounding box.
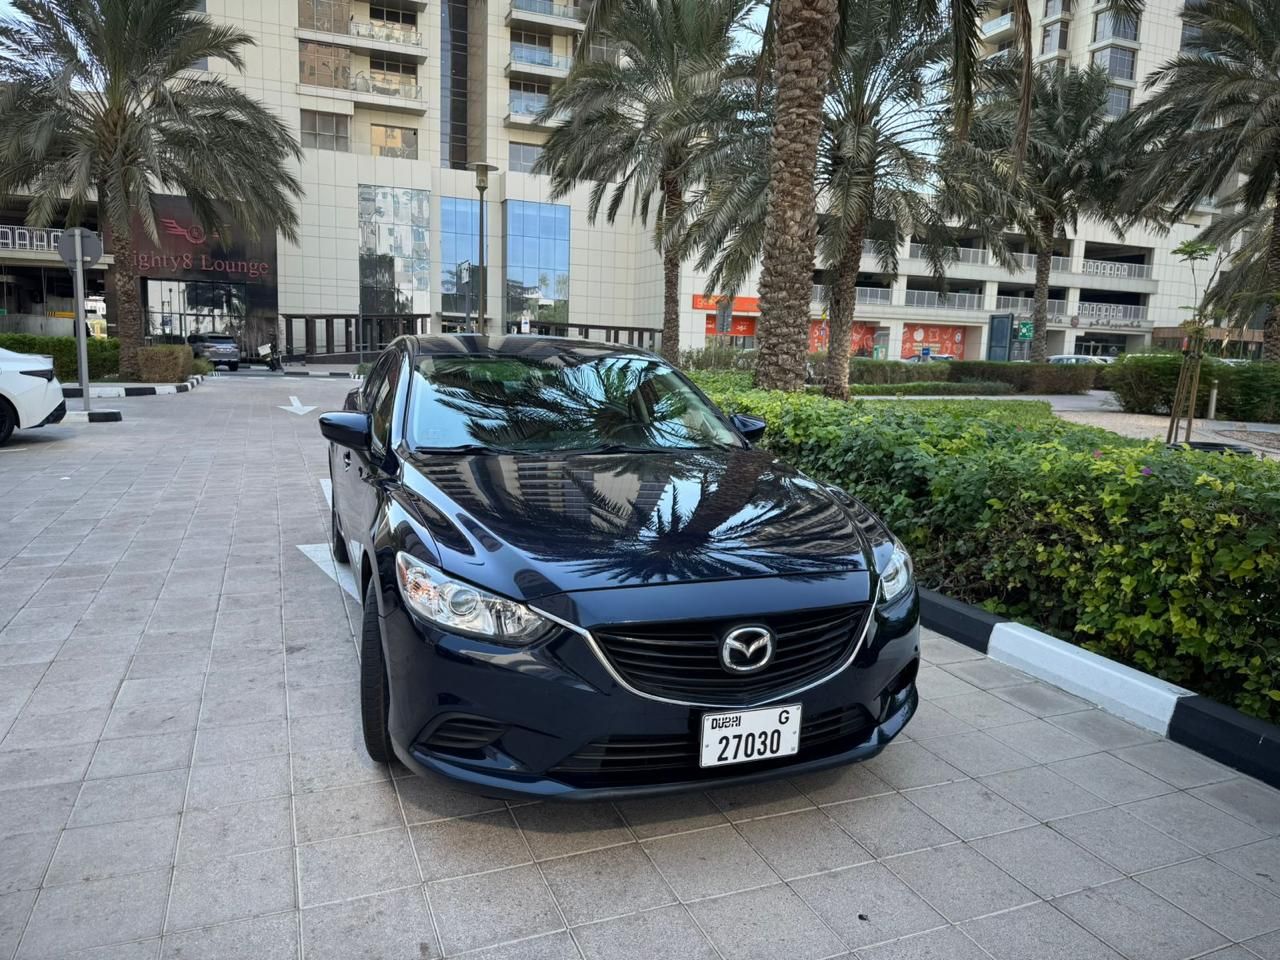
[878,542,914,604]
[395,552,551,645]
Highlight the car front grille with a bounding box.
[592,604,870,706]
[548,704,875,788]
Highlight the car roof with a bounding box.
[403,334,657,362]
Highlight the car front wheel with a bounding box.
[0,398,15,446]
[360,578,395,764]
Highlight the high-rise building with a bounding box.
[0,0,1237,360]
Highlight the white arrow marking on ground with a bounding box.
[279,395,316,415]
[297,543,361,600]
[320,479,332,507]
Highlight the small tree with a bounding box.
[0,0,302,379]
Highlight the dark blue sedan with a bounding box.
[320,335,919,799]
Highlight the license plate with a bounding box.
[700,704,802,768]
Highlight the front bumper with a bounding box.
[381,577,920,800]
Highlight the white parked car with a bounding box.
[1048,354,1111,365]
[0,348,66,446]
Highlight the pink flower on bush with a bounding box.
[1092,450,1103,459]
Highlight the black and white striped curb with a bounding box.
[62,374,205,399]
[64,409,123,423]
[919,587,1280,788]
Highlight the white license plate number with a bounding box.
[700,704,802,768]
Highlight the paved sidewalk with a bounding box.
[1,377,1278,960]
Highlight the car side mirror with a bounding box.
[319,411,371,451]
[730,413,767,443]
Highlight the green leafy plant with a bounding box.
[691,370,1280,720]
[0,333,119,380]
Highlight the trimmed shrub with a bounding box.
[136,345,193,383]
[848,358,950,384]
[690,371,1280,721]
[191,358,214,376]
[679,343,758,371]
[1109,354,1280,423]
[0,333,120,381]
[847,380,1015,396]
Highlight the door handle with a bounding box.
[342,451,351,469]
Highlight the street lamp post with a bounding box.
[469,162,498,335]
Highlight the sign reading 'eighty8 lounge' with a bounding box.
[129,195,276,285]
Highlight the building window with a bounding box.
[441,0,470,170]
[440,197,489,316]
[1092,46,1135,80]
[145,279,248,342]
[298,0,349,33]
[1180,20,1202,48]
[1040,22,1068,53]
[509,80,551,117]
[1044,0,1070,16]
[587,36,619,64]
[299,41,351,90]
[301,110,350,151]
[371,4,416,27]
[505,200,570,327]
[366,57,418,97]
[358,185,430,316]
[509,141,544,174]
[1105,85,1132,117]
[1093,11,1139,42]
[371,124,418,159]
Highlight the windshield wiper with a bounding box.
[414,443,512,455]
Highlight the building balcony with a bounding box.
[298,74,427,113]
[908,242,989,265]
[982,12,1014,38]
[811,284,892,306]
[506,44,573,80]
[994,295,1067,316]
[507,0,585,34]
[1010,251,1073,272]
[0,224,113,268]
[504,98,566,129]
[1081,258,1152,280]
[1077,301,1148,326]
[295,20,427,61]
[903,290,985,311]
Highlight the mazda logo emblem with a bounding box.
[720,625,775,674]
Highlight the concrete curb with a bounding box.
[918,590,1279,788]
[64,409,122,423]
[63,375,204,399]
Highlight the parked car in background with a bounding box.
[1048,354,1111,365]
[900,353,955,363]
[187,333,241,371]
[320,335,920,799]
[0,347,65,446]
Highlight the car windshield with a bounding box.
[407,352,742,453]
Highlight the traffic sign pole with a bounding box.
[73,230,91,412]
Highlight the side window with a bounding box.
[370,354,403,454]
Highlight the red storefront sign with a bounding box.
[692,293,761,313]
[704,315,757,337]
[808,320,880,355]
[901,323,968,359]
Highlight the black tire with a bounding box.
[330,504,349,563]
[0,398,16,446]
[228,362,239,371]
[360,578,395,764]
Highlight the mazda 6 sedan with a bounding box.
[320,334,919,799]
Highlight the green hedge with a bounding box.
[692,371,1280,721]
[0,333,120,381]
[848,358,949,384]
[1108,354,1280,423]
[846,380,1015,396]
[136,345,193,383]
[845,358,1097,393]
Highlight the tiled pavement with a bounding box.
[2,377,1279,960]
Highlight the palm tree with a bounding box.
[0,0,302,379]
[535,0,754,364]
[966,64,1137,361]
[1127,0,1280,361]
[688,1,978,398]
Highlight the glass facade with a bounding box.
[440,0,470,169]
[358,185,430,315]
[1093,11,1139,41]
[145,279,249,341]
[504,200,570,326]
[439,197,490,317]
[1105,85,1133,117]
[1092,47,1136,80]
[299,41,351,90]
[371,124,418,159]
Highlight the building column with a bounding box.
[304,317,316,357]
[982,280,998,312]
[344,318,354,353]
[1070,237,1086,273]
[324,317,335,354]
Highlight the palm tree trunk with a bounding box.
[103,203,144,381]
[660,177,683,364]
[1031,214,1054,363]
[1266,200,1280,363]
[753,0,840,392]
[823,222,865,400]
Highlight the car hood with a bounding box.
[398,446,875,600]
